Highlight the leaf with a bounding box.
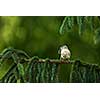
[15,49,30,59]
[0,63,17,82]
[77,16,84,35]
[12,53,19,64]
[8,74,16,83]
[59,17,67,34]
[59,16,74,35]
[17,63,25,82]
[0,47,14,55]
[51,63,58,82]
[25,56,39,82]
[94,28,100,44]
[35,63,41,82]
[0,51,13,64]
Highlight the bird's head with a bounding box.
[58,45,68,54]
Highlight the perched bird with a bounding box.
[58,45,71,60]
[58,45,71,82]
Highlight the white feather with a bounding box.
[60,45,71,60]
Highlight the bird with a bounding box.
[58,45,71,61]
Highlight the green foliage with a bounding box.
[0,63,17,83]
[59,16,100,44]
[0,48,59,83]
[59,16,74,34]
[70,60,100,83]
[0,48,100,83]
[1,16,100,68]
[1,16,100,83]
[24,57,58,83]
[94,28,100,44]
[77,16,84,35]
[59,16,100,66]
[17,63,25,82]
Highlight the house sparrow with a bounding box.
[58,45,71,60]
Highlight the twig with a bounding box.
[38,59,74,64]
[23,58,74,64]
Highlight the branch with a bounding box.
[23,58,74,64]
[23,58,100,71]
[38,59,74,64]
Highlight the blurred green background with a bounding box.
[0,16,64,59]
[0,16,100,64]
[0,16,100,82]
